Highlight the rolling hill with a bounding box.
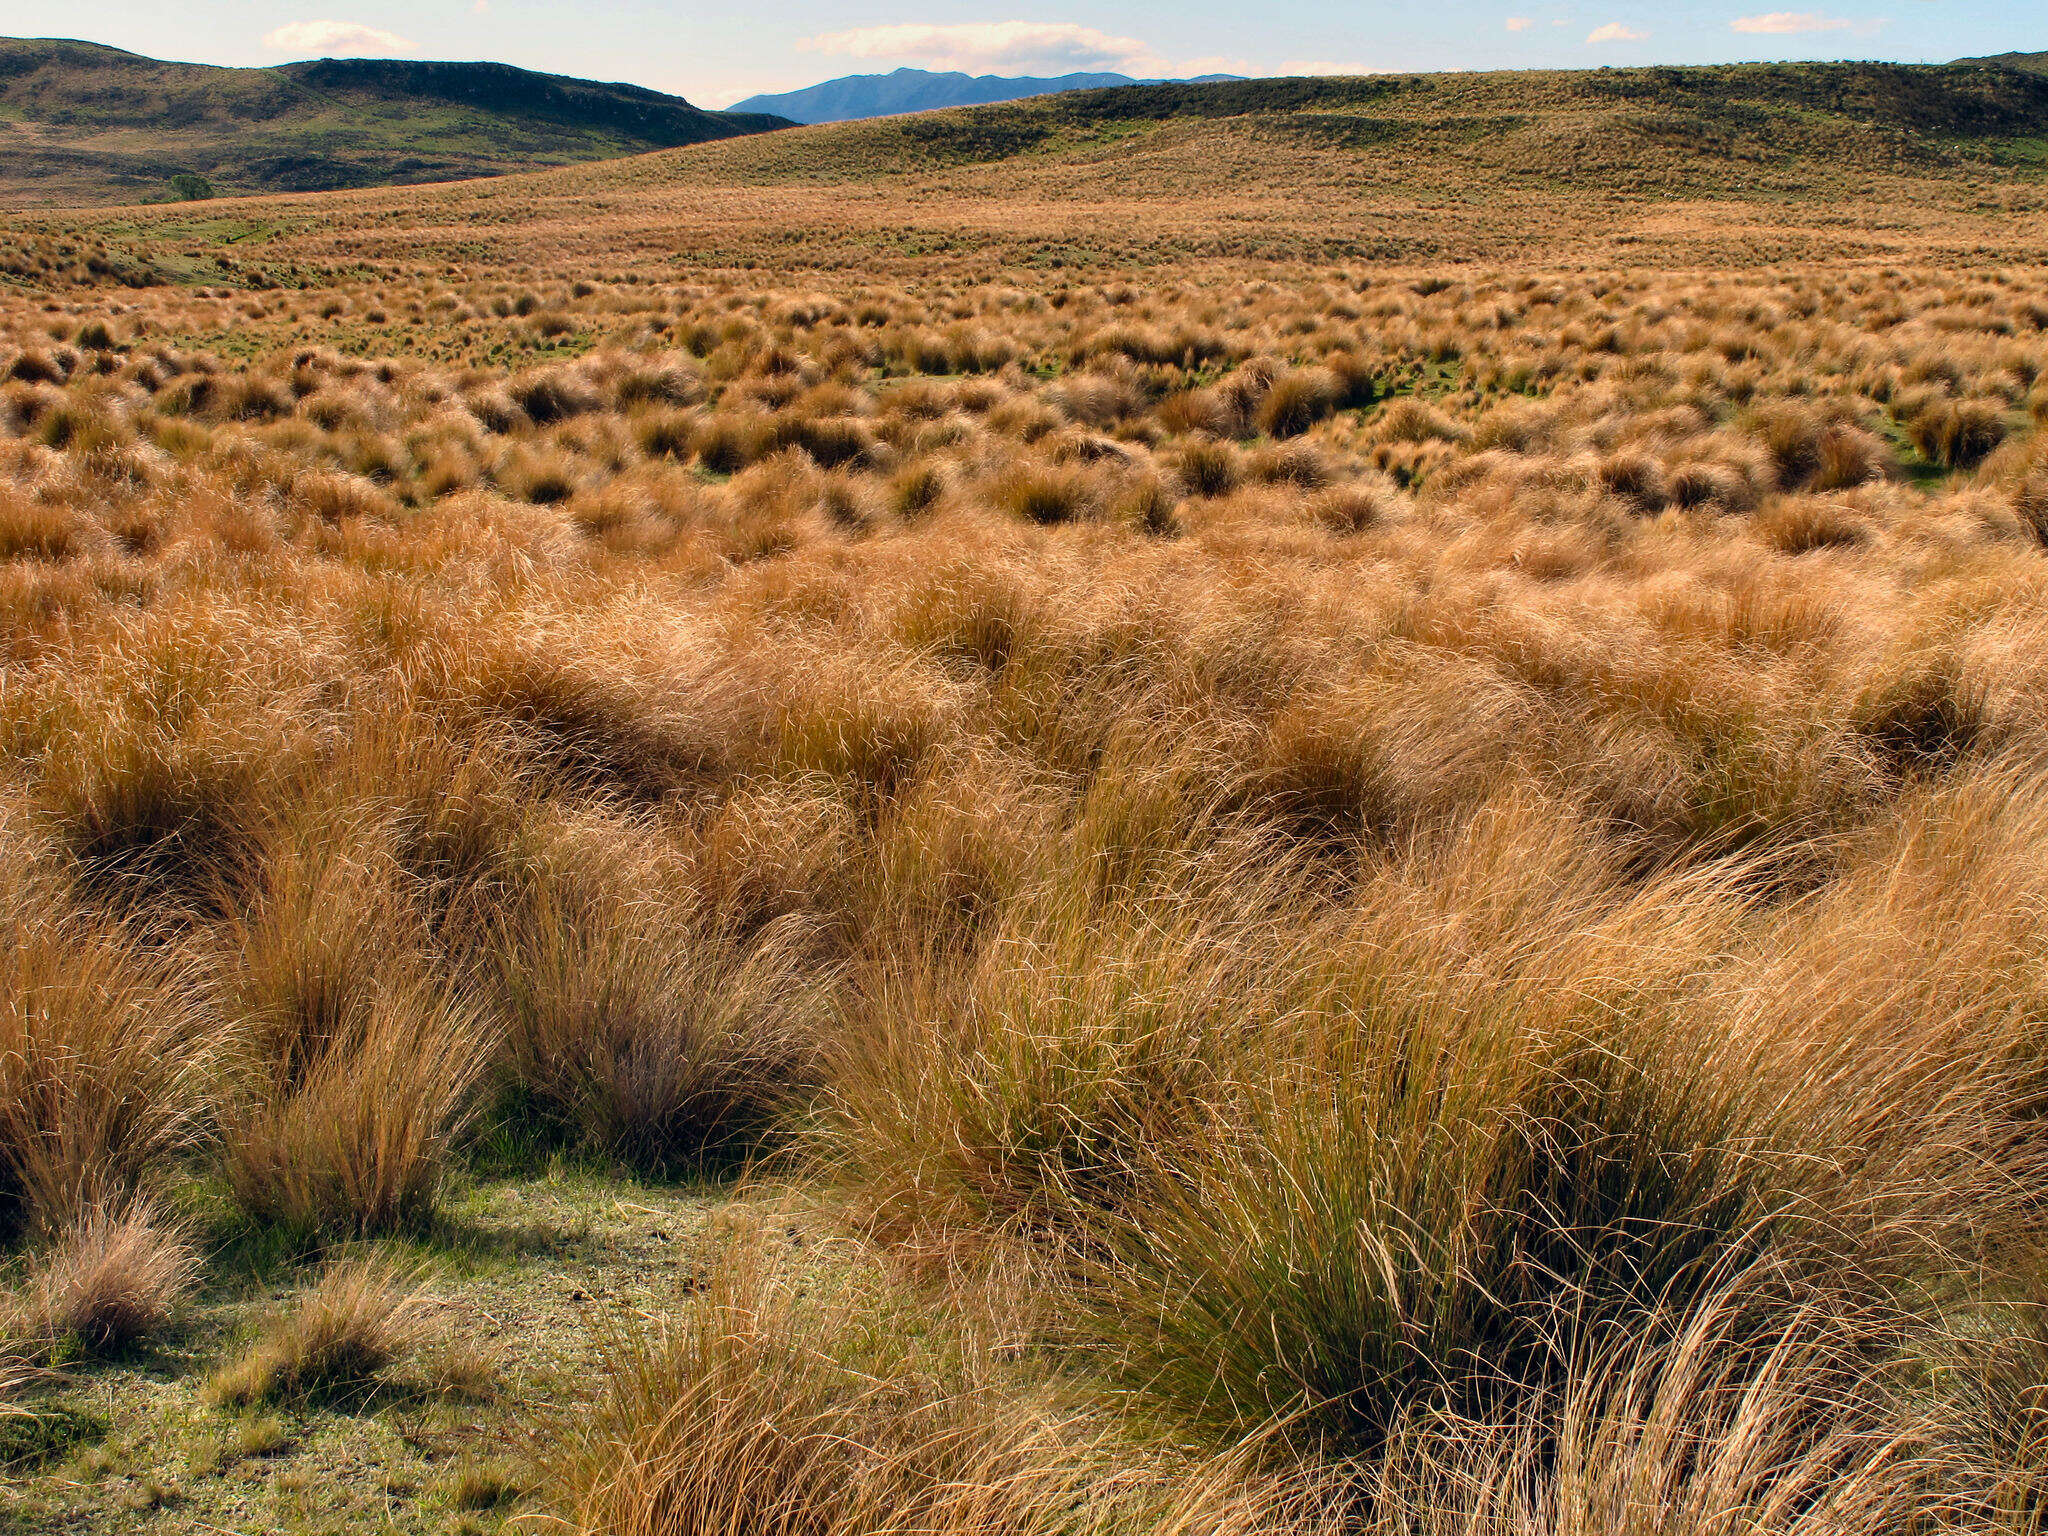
[729,66,1244,125]
[696,61,2048,188]
[1963,51,2048,75]
[6,56,2047,287]
[0,37,792,207]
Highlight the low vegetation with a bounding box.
[2,62,2048,1536]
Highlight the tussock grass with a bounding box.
[826,859,1288,1251]
[541,1243,1139,1536]
[491,815,828,1172]
[1345,1290,1941,1536]
[10,217,2048,1534]
[219,819,495,1239]
[208,1255,429,1407]
[10,1201,196,1353]
[0,884,213,1239]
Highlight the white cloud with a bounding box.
[262,19,415,55]
[1505,17,1535,31]
[797,22,1160,77]
[1586,22,1649,42]
[1730,11,1852,32]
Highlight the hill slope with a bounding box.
[9,56,2048,286]
[729,67,1241,125]
[1962,51,2048,75]
[693,62,2048,189]
[0,38,791,207]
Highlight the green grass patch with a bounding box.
[0,1404,109,1472]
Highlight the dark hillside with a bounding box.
[1961,51,2048,75]
[0,38,789,206]
[686,60,2048,192]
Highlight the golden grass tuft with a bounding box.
[0,888,213,1238]
[540,1244,1121,1536]
[491,818,828,1171]
[208,1255,429,1407]
[11,1200,196,1352]
[219,820,495,1239]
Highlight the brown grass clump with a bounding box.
[222,980,490,1241]
[1901,392,2011,470]
[208,1256,429,1407]
[539,1245,1120,1536]
[219,824,494,1240]
[828,882,1257,1250]
[1172,439,1240,498]
[491,821,827,1172]
[1756,495,1874,554]
[1347,1292,1935,1536]
[0,893,212,1239]
[1307,477,1402,534]
[1742,403,1892,490]
[19,604,319,899]
[990,463,1098,525]
[0,486,79,562]
[1255,369,1338,439]
[11,1200,196,1352]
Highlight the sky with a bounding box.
[0,1,2035,108]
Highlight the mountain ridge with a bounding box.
[0,37,791,207]
[730,66,1245,125]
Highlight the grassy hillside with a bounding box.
[1966,51,2048,75]
[9,30,2048,1536]
[5,54,2045,262]
[0,37,790,207]
[390,55,2040,274]
[682,60,2048,188]
[0,53,2044,292]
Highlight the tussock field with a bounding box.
[6,78,2048,1533]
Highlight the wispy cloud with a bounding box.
[1730,11,1862,33]
[261,19,415,55]
[1586,22,1650,43]
[798,22,1160,77]
[1505,17,1536,31]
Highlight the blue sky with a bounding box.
[6,2,2035,108]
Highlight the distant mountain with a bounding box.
[730,66,1245,125]
[0,38,792,207]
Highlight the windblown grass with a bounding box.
[6,175,2048,1534]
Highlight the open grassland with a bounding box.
[8,60,2048,283]
[4,78,2048,1533]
